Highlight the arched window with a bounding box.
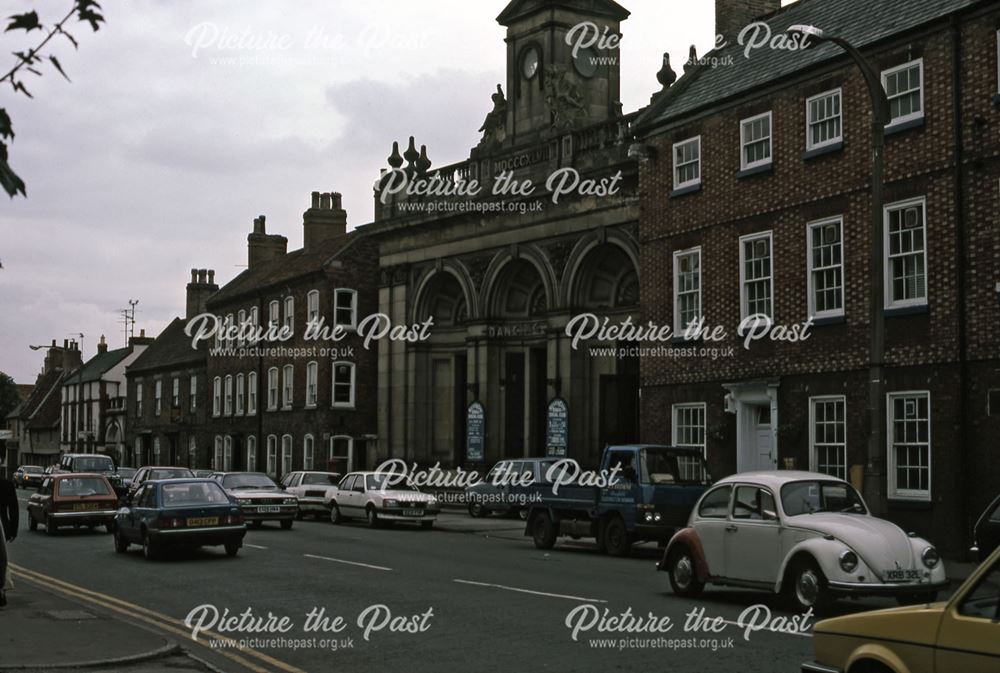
[246,436,257,472]
[282,364,294,409]
[247,371,258,414]
[303,435,315,471]
[213,377,221,417]
[266,435,277,477]
[223,436,233,471]
[152,436,161,464]
[307,290,320,325]
[224,375,233,416]
[283,296,295,335]
[188,436,197,469]
[235,373,245,415]
[306,361,318,408]
[214,436,223,470]
[267,367,279,410]
[281,434,293,477]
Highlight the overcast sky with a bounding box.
[0,0,787,383]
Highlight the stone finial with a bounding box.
[416,145,431,174]
[685,45,698,73]
[388,141,403,169]
[403,136,419,172]
[657,53,676,88]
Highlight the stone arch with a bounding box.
[561,229,640,310]
[412,260,477,325]
[480,245,557,318]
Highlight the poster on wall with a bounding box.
[545,397,568,458]
[466,400,485,462]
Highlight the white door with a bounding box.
[754,425,774,471]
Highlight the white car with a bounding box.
[327,472,440,529]
[659,471,948,611]
[280,471,341,519]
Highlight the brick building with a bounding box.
[125,269,218,468]
[204,192,379,478]
[633,0,1000,553]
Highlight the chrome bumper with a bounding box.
[51,509,117,519]
[827,579,949,595]
[152,525,247,535]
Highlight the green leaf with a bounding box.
[5,11,41,33]
[0,109,13,140]
[48,55,71,81]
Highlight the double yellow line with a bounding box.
[11,563,306,673]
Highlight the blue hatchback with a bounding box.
[114,478,247,560]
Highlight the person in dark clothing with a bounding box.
[0,470,18,608]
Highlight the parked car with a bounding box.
[525,444,711,556]
[210,472,298,529]
[661,471,948,611]
[58,453,125,496]
[327,472,439,528]
[192,470,213,478]
[26,473,119,535]
[13,465,44,489]
[972,494,1000,562]
[114,478,246,560]
[128,466,195,497]
[117,467,138,491]
[281,471,341,519]
[803,543,1000,673]
[465,458,557,518]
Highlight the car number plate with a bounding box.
[73,503,98,511]
[257,506,281,513]
[187,517,219,527]
[402,508,424,517]
[885,569,921,582]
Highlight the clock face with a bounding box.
[573,47,598,78]
[522,47,540,79]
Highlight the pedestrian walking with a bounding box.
[0,465,18,608]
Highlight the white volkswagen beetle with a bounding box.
[659,471,948,611]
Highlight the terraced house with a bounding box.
[634,0,1000,553]
[204,191,378,478]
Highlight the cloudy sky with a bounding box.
[0,0,785,383]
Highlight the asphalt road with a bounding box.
[5,490,922,673]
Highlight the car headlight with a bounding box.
[236,498,250,505]
[284,498,297,505]
[384,499,398,508]
[839,549,859,573]
[921,546,940,569]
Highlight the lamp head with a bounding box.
[787,24,825,40]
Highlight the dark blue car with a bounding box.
[114,478,246,560]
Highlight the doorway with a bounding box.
[504,352,525,459]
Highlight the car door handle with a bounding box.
[725,525,738,532]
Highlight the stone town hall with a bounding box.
[360,0,641,468]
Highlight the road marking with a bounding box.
[11,564,307,673]
[453,579,607,603]
[244,543,268,549]
[303,553,392,571]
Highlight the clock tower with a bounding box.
[495,0,630,147]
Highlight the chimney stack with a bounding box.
[186,267,220,318]
[97,334,108,354]
[303,191,348,252]
[129,328,154,348]
[43,339,83,374]
[247,215,289,269]
[715,0,780,43]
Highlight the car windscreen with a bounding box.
[640,448,711,485]
[302,473,338,486]
[161,482,231,508]
[149,468,195,480]
[57,477,111,497]
[222,473,277,489]
[24,466,43,474]
[366,475,417,491]
[117,468,137,477]
[73,457,115,472]
[780,480,867,516]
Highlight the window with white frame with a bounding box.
[334,289,357,329]
[884,198,927,308]
[882,59,923,127]
[332,361,356,408]
[266,435,277,477]
[672,403,707,481]
[214,316,223,349]
[268,300,280,329]
[306,361,318,408]
[223,435,233,471]
[224,375,233,416]
[673,248,702,334]
[888,392,931,500]
[806,89,842,150]
[739,232,773,319]
[189,375,197,411]
[153,436,161,463]
[809,396,847,480]
[330,435,353,472]
[267,367,279,410]
[672,136,701,189]
[214,436,223,470]
[303,435,314,471]
[235,373,245,415]
[237,309,246,347]
[807,217,844,318]
[281,434,293,477]
[283,296,294,335]
[212,377,221,417]
[282,364,294,409]
[246,436,256,472]
[247,371,257,414]
[188,436,196,468]
[307,290,320,325]
[136,382,143,416]
[225,314,234,346]
[249,306,259,344]
[154,380,162,416]
[172,378,180,408]
[740,112,772,170]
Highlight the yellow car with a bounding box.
[803,544,1000,673]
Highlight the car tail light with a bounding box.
[159,516,186,528]
[224,513,244,525]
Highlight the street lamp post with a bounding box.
[788,25,891,515]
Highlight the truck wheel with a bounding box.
[468,502,487,518]
[603,516,631,557]
[668,546,705,597]
[531,512,557,550]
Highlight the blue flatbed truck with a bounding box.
[523,444,711,556]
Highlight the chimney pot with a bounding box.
[311,191,320,208]
[63,339,68,348]
[332,192,342,209]
[208,270,215,284]
[191,269,198,283]
[320,192,331,209]
[52,338,57,347]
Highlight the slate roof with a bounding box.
[127,318,205,375]
[63,348,131,386]
[11,369,63,429]
[636,0,986,133]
